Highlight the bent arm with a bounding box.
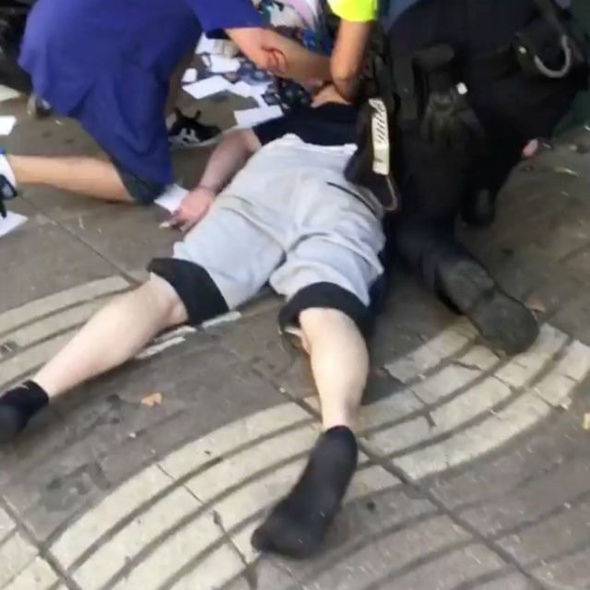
[197,129,262,194]
[226,27,330,84]
[331,20,374,101]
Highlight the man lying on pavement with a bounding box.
[0,97,386,558]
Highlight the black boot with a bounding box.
[437,258,538,355]
[461,188,496,227]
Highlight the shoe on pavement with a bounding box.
[0,150,17,218]
[168,109,221,150]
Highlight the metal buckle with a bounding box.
[526,34,574,79]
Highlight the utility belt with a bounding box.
[372,0,587,133]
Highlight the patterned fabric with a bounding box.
[201,0,333,112]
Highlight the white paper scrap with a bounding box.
[207,55,241,74]
[182,68,198,84]
[0,211,27,238]
[0,85,20,103]
[235,106,283,128]
[0,116,17,136]
[196,35,238,58]
[184,76,232,100]
[155,184,189,213]
[230,81,255,99]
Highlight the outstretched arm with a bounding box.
[170,129,261,231]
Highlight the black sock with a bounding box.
[251,425,358,558]
[0,381,49,443]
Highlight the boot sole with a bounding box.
[439,260,539,355]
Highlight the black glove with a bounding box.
[420,85,484,153]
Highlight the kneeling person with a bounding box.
[0,102,385,558]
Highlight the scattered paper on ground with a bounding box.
[584,413,590,431]
[184,76,232,100]
[235,105,283,127]
[182,68,198,84]
[196,34,238,57]
[0,211,27,238]
[0,116,17,135]
[141,392,163,407]
[155,184,189,213]
[0,85,20,103]
[204,55,241,74]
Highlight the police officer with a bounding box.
[320,0,588,354]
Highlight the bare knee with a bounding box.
[299,308,362,350]
[143,274,188,326]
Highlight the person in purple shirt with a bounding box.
[0,0,330,212]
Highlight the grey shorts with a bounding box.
[149,137,386,332]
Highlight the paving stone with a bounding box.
[367,375,512,458]
[0,532,38,587]
[531,546,590,589]
[61,206,177,275]
[71,487,202,590]
[50,465,172,569]
[0,276,129,337]
[0,508,14,543]
[3,556,59,590]
[385,319,477,385]
[0,206,118,314]
[411,364,483,405]
[565,244,590,275]
[393,390,552,480]
[377,543,507,590]
[553,292,590,345]
[282,514,472,590]
[440,451,590,551]
[467,571,537,590]
[494,324,568,389]
[497,498,590,566]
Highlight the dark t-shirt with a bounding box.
[253,104,358,147]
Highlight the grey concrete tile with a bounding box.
[552,292,590,345]
[531,546,590,590]
[429,404,590,518]
[0,208,119,313]
[497,498,590,566]
[59,205,177,274]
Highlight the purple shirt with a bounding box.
[19,0,263,184]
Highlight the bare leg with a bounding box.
[252,308,367,558]
[34,275,188,398]
[300,308,368,430]
[0,275,187,441]
[8,155,133,202]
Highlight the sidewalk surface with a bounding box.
[0,91,590,590]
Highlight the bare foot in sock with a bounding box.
[0,381,48,443]
[251,426,358,558]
